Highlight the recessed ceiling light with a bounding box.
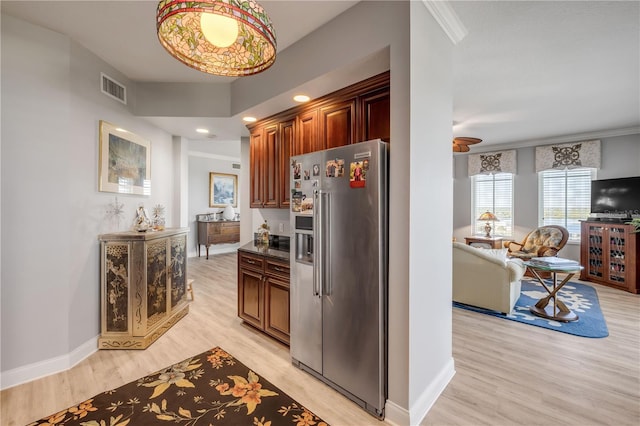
[293,94,310,103]
[196,128,209,134]
[243,116,257,123]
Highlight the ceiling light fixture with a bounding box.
[156,0,277,77]
[243,116,257,123]
[293,94,310,103]
[196,128,210,134]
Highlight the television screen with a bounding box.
[591,176,640,216]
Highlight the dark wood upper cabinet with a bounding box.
[249,129,263,208]
[246,71,390,209]
[262,125,279,208]
[278,118,295,208]
[358,86,390,142]
[296,109,319,155]
[319,99,356,150]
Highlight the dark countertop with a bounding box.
[238,242,290,261]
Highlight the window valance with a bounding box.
[535,140,600,172]
[468,150,517,176]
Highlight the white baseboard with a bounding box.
[384,358,455,426]
[385,399,410,425]
[412,357,456,424]
[0,335,98,390]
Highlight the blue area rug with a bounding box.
[453,280,609,338]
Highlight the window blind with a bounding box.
[539,168,595,241]
[472,173,513,236]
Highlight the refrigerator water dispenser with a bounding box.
[294,216,313,264]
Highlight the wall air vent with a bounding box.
[100,72,127,104]
[232,163,241,169]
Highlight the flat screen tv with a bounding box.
[590,176,640,217]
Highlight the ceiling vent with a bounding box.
[232,163,241,169]
[100,72,127,104]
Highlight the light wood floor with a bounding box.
[1,253,639,425]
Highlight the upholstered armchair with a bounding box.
[452,242,526,314]
[504,225,569,260]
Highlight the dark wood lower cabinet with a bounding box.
[237,267,263,330]
[237,250,290,344]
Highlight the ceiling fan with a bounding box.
[452,137,482,152]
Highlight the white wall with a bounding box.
[452,134,640,261]
[408,2,455,420]
[1,14,180,387]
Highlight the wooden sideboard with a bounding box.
[98,228,189,349]
[197,220,240,259]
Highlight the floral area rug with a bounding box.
[28,347,328,426]
[453,280,609,338]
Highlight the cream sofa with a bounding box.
[452,242,526,314]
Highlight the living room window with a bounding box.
[538,168,596,242]
[472,173,513,237]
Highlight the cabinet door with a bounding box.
[264,276,290,344]
[262,124,279,208]
[102,242,130,334]
[238,268,264,330]
[279,118,295,208]
[606,225,632,286]
[249,128,264,208]
[581,222,605,281]
[319,99,356,150]
[170,234,187,309]
[146,239,168,331]
[296,110,319,155]
[358,86,390,142]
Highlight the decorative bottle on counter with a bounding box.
[258,220,270,245]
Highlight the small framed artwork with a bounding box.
[210,172,238,207]
[99,120,151,195]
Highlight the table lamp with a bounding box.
[478,211,499,238]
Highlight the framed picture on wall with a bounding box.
[210,172,237,207]
[98,120,151,195]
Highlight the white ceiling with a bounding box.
[2,1,638,151]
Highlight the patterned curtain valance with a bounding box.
[535,140,601,172]
[468,150,517,176]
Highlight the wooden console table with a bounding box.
[98,228,189,349]
[465,236,504,249]
[197,220,240,259]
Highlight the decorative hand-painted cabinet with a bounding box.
[98,228,189,349]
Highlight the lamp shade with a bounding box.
[477,211,499,222]
[157,0,277,77]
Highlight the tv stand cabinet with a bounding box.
[580,221,639,293]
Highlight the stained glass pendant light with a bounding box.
[156,0,277,77]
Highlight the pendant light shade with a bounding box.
[156,0,277,77]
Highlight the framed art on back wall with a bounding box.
[99,120,151,195]
[210,172,237,208]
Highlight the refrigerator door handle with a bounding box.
[313,190,322,298]
[320,191,331,296]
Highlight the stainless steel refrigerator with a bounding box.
[290,139,388,419]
